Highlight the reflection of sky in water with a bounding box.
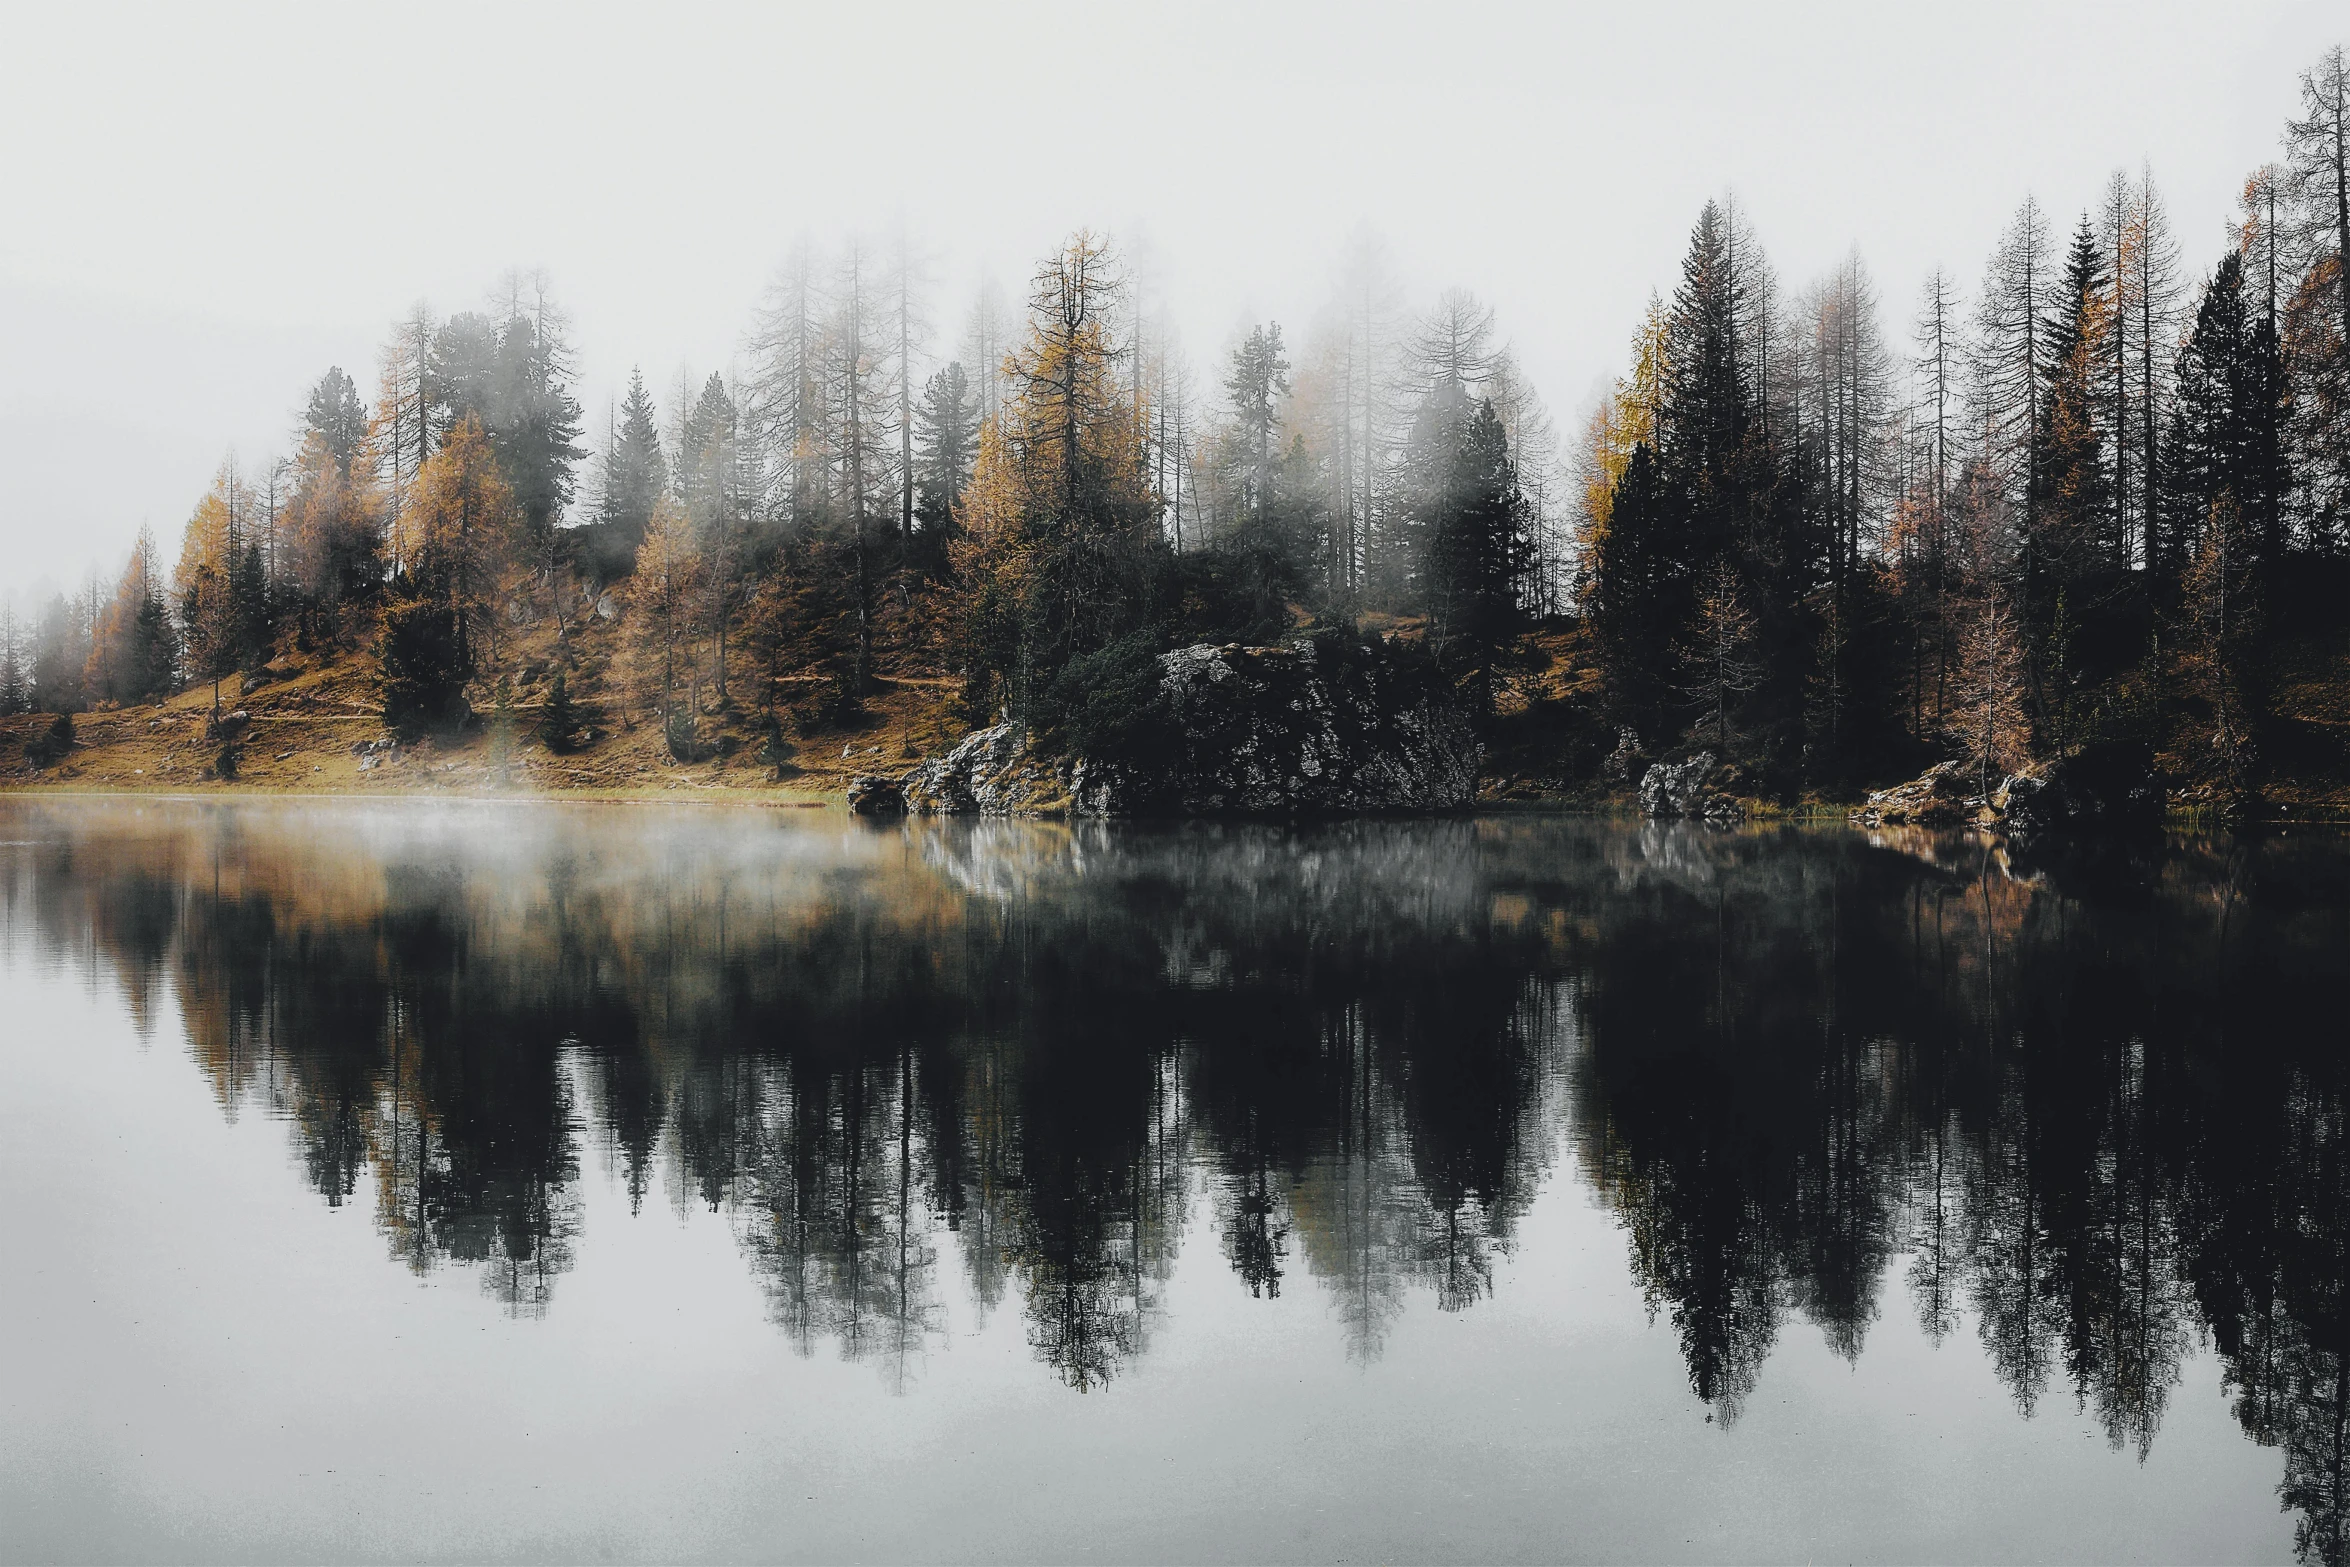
[0,799,2339,1563]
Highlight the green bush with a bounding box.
[377,596,473,739]
[25,712,73,768]
[537,671,586,753]
[1036,633,1173,765]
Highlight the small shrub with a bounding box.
[757,712,797,780]
[537,671,586,754]
[25,712,73,768]
[665,704,711,762]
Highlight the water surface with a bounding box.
[3,798,2345,1563]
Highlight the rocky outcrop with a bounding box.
[1845,742,2164,838]
[1599,727,1646,784]
[900,722,1072,815]
[1851,760,1974,827]
[1637,752,1743,822]
[899,636,1480,817]
[2000,741,2162,836]
[846,774,906,815]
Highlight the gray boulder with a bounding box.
[846,774,906,815]
[901,722,1070,816]
[2000,742,2161,836]
[1851,760,1973,827]
[1638,752,1743,822]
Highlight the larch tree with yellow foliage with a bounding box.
[627,494,704,742]
[398,414,516,670]
[86,528,177,707]
[949,232,1160,716]
[378,414,516,734]
[175,460,263,720]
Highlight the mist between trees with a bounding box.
[2,44,2345,806]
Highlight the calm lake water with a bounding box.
[3,798,2347,1564]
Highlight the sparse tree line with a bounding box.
[0,232,1563,760]
[4,45,2343,809]
[1576,45,2350,805]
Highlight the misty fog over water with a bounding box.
[3,798,2345,1561]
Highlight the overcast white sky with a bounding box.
[0,0,2341,603]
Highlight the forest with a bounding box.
[2,43,2345,813]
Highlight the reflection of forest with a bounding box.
[8,803,2350,1560]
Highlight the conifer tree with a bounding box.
[679,373,744,703]
[628,495,703,738]
[305,366,370,477]
[1950,587,2029,799]
[597,368,668,549]
[1587,441,1677,740]
[1414,394,1530,709]
[1224,324,1291,526]
[1973,198,2052,522]
[537,669,585,753]
[400,414,517,673]
[175,460,255,718]
[747,240,827,533]
[2179,491,2263,798]
[2287,46,2350,359]
[29,592,91,713]
[285,425,385,622]
[2033,219,2115,590]
[2169,254,2291,577]
[0,607,26,717]
[912,362,978,535]
[1681,558,1760,755]
[87,530,176,705]
[492,300,587,543]
[949,233,1158,714]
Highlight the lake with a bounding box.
[3,797,2345,1563]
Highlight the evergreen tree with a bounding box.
[680,373,744,704]
[912,362,978,534]
[0,608,26,716]
[1659,200,1753,570]
[376,590,471,737]
[1681,558,1761,755]
[948,232,1159,715]
[29,591,90,713]
[597,368,668,550]
[2168,254,2291,578]
[304,366,369,476]
[285,426,386,621]
[537,669,586,753]
[426,299,584,544]
[426,312,501,434]
[1224,324,1291,525]
[493,307,587,542]
[2032,218,2114,593]
[1588,442,1677,740]
[1418,396,1531,710]
[86,531,177,705]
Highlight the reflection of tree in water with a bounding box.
[14,803,2350,1553]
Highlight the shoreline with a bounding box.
[7,782,2346,830]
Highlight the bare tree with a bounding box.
[1970,198,2051,517]
[2285,45,2350,358]
[889,223,934,544]
[745,238,827,533]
